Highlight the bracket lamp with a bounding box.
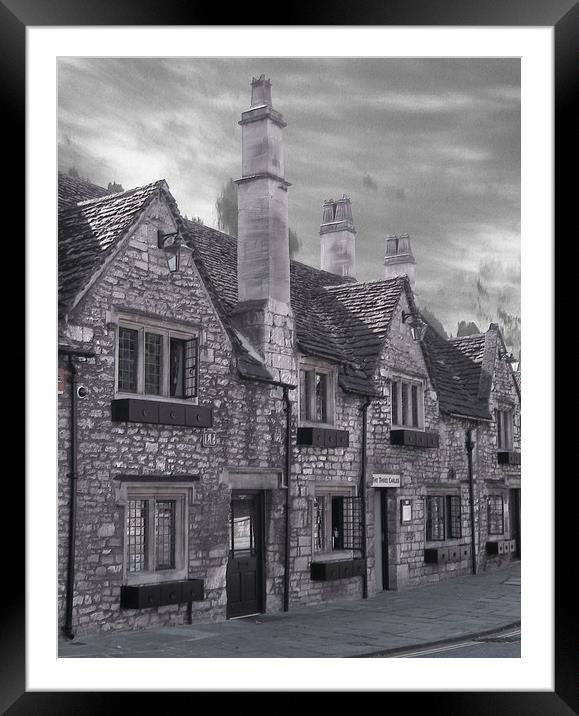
[158,230,182,272]
[401,311,427,342]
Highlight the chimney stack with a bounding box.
[232,76,295,384]
[234,74,291,305]
[320,195,357,278]
[384,234,416,290]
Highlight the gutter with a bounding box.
[448,412,492,423]
[360,398,374,599]
[58,346,95,640]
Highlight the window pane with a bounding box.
[299,370,309,421]
[488,496,504,535]
[497,410,504,449]
[315,373,328,423]
[392,381,399,425]
[183,337,198,399]
[426,496,445,540]
[314,496,326,552]
[144,333,162,395]
[118,327,139,393]
[401,383,409,426]
[155,500,176,570]
[169,338,186,398]
[411,385,419,427]
[331,496,344,550]
[127,499,148,572]
[447,495,461,538]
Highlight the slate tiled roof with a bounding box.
[422,328,492,420]
[58,177,167,316]
[58,173,112,210]
[58,175,505,410]
[184,218,380,394]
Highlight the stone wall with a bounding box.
[58,200,520,636]
[58,195,290,635]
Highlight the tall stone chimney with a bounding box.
[232,75,295,384]
[384,234,416,290]
[320,195,357,278]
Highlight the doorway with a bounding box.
[374,489,390,590]
[509,488,521,559]
[226,491,265,618]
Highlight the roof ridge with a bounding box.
[74,179,167,207]
[326,275,406,291]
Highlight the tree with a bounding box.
[215,178,299,256]
[289,228,301,259]
[420,307,448,339]
[457,320,481,336]
[215,179,238,237]
[107,181,124,193]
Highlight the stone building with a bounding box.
[57,75,521,637]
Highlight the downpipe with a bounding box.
[283,386,292,612]
[360,398,373,599]
[465,428,477,575]
[59,348,94,640]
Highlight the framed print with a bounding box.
[9,0,574,712]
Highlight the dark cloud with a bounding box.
[362,174,378,191]
[58,57,520,333]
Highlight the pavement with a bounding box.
[59,561,520,658]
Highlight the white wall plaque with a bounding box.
[371,473,401,488]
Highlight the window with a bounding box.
[117,321,199,400]
[299,366,335,424]
[487,495,505,535]
[425,495,462,541]
[497,409,514,450]
[391,378,424,429]
[313,491,363,554]
[125,489,188,583]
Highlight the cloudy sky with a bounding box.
[58,57,520,342]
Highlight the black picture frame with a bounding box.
[11,0,574,712]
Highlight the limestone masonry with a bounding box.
[58,75,521,637]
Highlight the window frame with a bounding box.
[390,376,425,430]
[425,493,462,542]
[487,494,505,536]
[496,408,514,450]
[115,317,200,404]
[122,485,190,585]
[298,361,337,427]
[312,485,361,559]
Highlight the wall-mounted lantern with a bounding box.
[401,311,427,342]
[498,348,517,363]
[158,230,183,272]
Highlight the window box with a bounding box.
[120,579,204,609]
[296,426,349,448]
[485,540,512,555]
[424,547,450,565]
[390,429,439,448]
[120,584,161,609]
[310,558,364,582]
[425,545,469,565]
[497,451,521,465]
[352,557,367,577]
[459,544,472,561]
[111,398,212,428]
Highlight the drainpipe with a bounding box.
[360,398,373,599]
[282,386,292,612]
[465,428,477,575]
[59,347,94,640]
